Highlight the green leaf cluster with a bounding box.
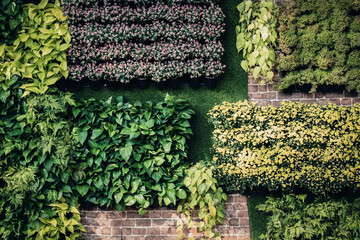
[0,0,24,45]
[0,0,71,97]
[28,198,85,240]
[257,194,360,239]
[276,0,360,92]
[72,95,194,213]
[177,162,227,240]
[236,0,278,84]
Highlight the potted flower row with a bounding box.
[67,59,225,83]
[61,0,219,7]
[67,40,224,63]
[63,3,224,25]
[68,21,225,45]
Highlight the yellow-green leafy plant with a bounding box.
[0,0,71,97]
[177,162,228,240]
[236,0,279,84]
[28,198,86,240]
[209,100,360,195]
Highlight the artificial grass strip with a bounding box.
[72,0,247,163]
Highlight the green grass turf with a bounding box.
[73,0,248,164]
[247,192,270,240]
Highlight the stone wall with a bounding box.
[80,194,250,240]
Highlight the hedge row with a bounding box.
[68,59,224,82]
[63,3,224,24]
[209,101,360,195]
[276,0,360,92]
[62,0,225,83]
[68,40,224,63]
[61,0,218,7]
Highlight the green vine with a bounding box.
[177,162,228,240]
[236,0,279,84]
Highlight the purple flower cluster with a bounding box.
[68,40,224,64]
[68,21,224,44]
[63,3,224,25]
[63,0,225,83]
[61,0,218,8]
[68,59,225,82]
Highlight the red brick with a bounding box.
[266,92,277,100]
[344,91,358,98]
[136,219,151,226]
[152,219,175,226]
[248,84,259,92]
[325,92,342,98]
[230,195,247,203]
[161,226,178,235]
[229,218,240,226]
[231,203,248,210]
[124,237,145,240]
[341,98,352,106]
[222,236,238,240]
[258,84,268,92]
[300,99,316,104]
[84,226,101,234]
[315,92,326,98]
[352,98,360,103]
[112,227,132,236]
[248,75,256,84]
[248,93,267,100]
[303,93,315,98]
[105,211,124,219]
[237,235,251,240]
[82,218,109,227]
[217,226,250,235]
[149,211,161,218]
[270,100,282,107]
[147,227,161,235]
[101,227,112,235]
[161,211,179,218]
[317,99,331,105]
[256,100,268,107]
[237,211,249,218]
[110,219,135,227]
[240,218,250,226]
[127,211,150,218]
[292,92,304,99]
[132,227,147,235]
[87,212,107,219]
[277,92,292,100]
[145,236,178,240]
[329,99,341,105]
[267,84,276,92]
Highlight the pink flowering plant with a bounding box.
[63,0,225,84]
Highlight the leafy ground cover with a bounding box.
[73,0,247,164]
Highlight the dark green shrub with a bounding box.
[258,194,360,240]
[276,0,360,92]
[71,95,194,213]
[0,0,23,45]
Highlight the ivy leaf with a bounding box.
[91,128,104,140]
[76,185,89,197]
[241,60,249,71]
[120,144,132,162]
[77,130,88,145]
[177,189,187,200]
[253,66,261,79]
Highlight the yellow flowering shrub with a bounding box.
[208,101,360,195]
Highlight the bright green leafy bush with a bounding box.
[72,95,194,213]
[0,0,23,45]
[276,0,360,92]
[0,0,71,97]
[28,198,85,240]
[208,101,360,195]
[236,0,279,83]
[257,194,360,239]
[177,162,227,240]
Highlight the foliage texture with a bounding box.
[209,100,360,195]
[257,194,360,240]
[236,0,278,83]
[276,0,360,92]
